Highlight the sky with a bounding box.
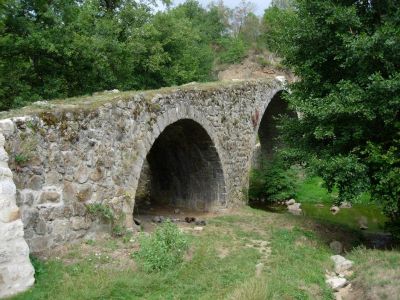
[171,0,272,15]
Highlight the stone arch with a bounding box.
[125,105,227,226]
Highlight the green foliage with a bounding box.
[86,202,127,237]
[133,221,189,272]
[0,0,232,111]
[30,255,47,280]
[249,158,296,203]
[86,203,114,221]
[262,5,297,54]
[274,0,400,235]
[14,153,29,165]
[218,37,248,64]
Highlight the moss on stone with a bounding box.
[39,112,58,126]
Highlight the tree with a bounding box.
[270,0,294,9]
[0,0,225,110]
[278,0,400,234]
[262,3,297,54]
[231,0,255,37]
[239,12,260,45]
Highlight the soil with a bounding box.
[216,50,295,82]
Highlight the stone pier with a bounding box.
[0,130,34,298]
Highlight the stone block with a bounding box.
[71,216,91,231]
[39,190,61,204]
[26,175,43,191]
[74,165,89,184]
[0,119,15,135]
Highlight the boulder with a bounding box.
[326,276,347,291]
[255,262,264,277]
[285,199,296,206]
[195,220,207,226]
[329,240,343,254]
[339,201,352,209]
[331,255,354,274]
[193,226,203,232]
[288,203,302,215]
[330,206,340,215]
[39,190,61,204]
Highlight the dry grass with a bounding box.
[349,247,400,300]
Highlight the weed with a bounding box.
[86,203,114,221]
[133,221,189,272]
[249,157,296,203]
[85,203,128,237]
[14,153,29,165]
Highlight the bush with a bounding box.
[218,37,248,64]
[133,221,189,272]
[249,158,296,203]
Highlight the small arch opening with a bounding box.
[255,91,296,163]
[249,91,297,208]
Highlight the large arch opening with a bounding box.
[134,119,226,220]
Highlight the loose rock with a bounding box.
[285,199,296,206]
[326,276,347,291]
[255,262,264,277]
[288,202,302,215]
[330,206,340,215]
[339,201,352,209]
[329,240,343,254]
[331,255,354,274]
[195,220,206,226]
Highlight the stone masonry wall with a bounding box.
[0,79,283,257]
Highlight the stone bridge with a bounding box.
[0,78,291,297]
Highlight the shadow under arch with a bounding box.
[133,118,226,218]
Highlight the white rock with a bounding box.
[0,119,15,135]
[329,240,343,254]
[255,262,264,277]
[331,255,354,273]
[330,206,340,215]
[285,199,296,206]
[275,75,286,84]
[339,201,352,209]
[193,226,203,232]
[326,276,347,291]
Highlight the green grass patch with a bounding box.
[295,176,371,205]
[12,208,399,300]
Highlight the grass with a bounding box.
[348,247,400,299]
[294,176,387,233]
[11,207,399,300]
[295,176,370,205]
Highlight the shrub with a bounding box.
[133,221,189,272]
[249,158,296,203]
[218,37,248,64]
[85,203,126,237]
